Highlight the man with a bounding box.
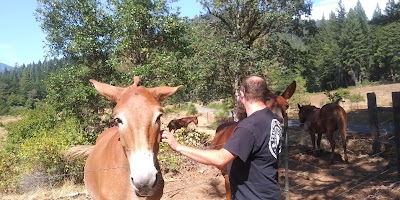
[162,75,282,199]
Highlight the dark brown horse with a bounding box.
[65,76,181,199]
[167,116,198,132]
[297,103,348,163]
[210,81,296,200]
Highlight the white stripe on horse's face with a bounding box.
[128,149,158,193]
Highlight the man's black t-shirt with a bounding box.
[224,107,282,199]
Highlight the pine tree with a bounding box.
[341,9,369,85]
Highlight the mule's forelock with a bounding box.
[133,76,141,86]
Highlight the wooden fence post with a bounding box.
[367,92,380,154]
[392,92,400,179]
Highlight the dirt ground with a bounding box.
[158,128,400,200]
[2,83,400,200]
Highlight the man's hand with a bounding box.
[161,130,181,152]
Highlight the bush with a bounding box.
[159,128,209,172]
[324,91,344,104]
[17,118,86,181]
[336,88,350,99]
[0,106,87,192]
[0,150,20,192]
[4,106,57,152]
[186,103,198,115]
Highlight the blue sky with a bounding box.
[0,0,388,67]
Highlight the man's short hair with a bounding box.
[240,75,268,102]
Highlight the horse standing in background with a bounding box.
[65,76,182,200]
[211,81,297,200]
[167,116,198,132]
[297,103,348,163]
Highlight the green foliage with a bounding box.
[159,128,209,172]
[45,65,105,143]
[4,106,58,152]
[324,91,344,104]
[36,0,113,67]
[164,103,198,115]
[336,88,350,99]
[212,110,233,129]
[205,98,233,112]
[0,105,87,191]
[288,76,309,109]
[204,98,234,129]
[0,59,63,115]
[186,104,198,116]
[0,150,20,192]
[17,118,86,184]
[0,99,9,115]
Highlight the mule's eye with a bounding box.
[156,114,163,123]
[114,118,123,126]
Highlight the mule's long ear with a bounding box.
[148,85,183,102]
[282,81,296,100]
[297,103,301,109]
[89,79,123,102]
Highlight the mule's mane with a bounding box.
[180,116,198,123]
[181,116,197,119]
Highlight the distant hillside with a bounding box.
[0,63,13,73]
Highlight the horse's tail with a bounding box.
[64,145,94,160]
[336,106,348,163]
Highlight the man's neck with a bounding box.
[245,101,267,116]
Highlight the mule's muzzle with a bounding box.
[132,171,163,197]
[135,186,155,197]
[132,177,156,197]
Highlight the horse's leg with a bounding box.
[309,131,316,156]
[224,175,232,200]
[338,116,349,163]
[317,132,323,154]
[326,132,336,164]
[340,130,349,163]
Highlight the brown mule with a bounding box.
[210,81,296,200]
[297,103,349,163]
[167,116,198,132]
[65,76,181,199]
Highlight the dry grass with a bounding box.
[1,179,88,200]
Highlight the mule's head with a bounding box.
[266,81,296,123]
[90,76,181,197]
[297,104,317,127]
[192,116,199,126]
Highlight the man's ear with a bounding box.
[239,90,245,100]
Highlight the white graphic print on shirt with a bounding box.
[269,119,282,159]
